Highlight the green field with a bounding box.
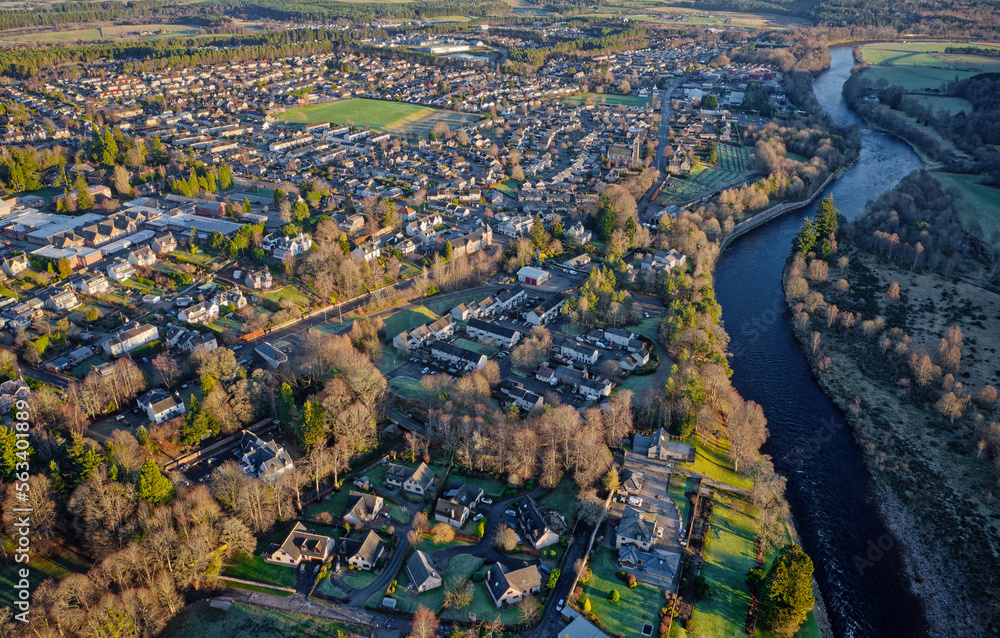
[277,99,478,138]
[160,601,367,638]
[384,306,439,336]
[685,437,753,491]
[860,42,1000,68]
[933,171,1000,239]
[264,286,312,309]
[564,92,653,108]
[0,23,204,44]
[858,42,1000,94]
[0,544,89,607]
[222,528,298,589]
[454,338,499,357]
[580,547,663,638]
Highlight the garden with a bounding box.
[578,547,663,638]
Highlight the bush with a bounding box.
[627,573,637,589]
[472,572,486,583]
[582,598,591,613]
[608,589,619,603]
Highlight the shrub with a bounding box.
[472,572,485,583]
[582,598,591,613]
[627,573,637,589]
[608,589,619,603]
[315,512,333,524]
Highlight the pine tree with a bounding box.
[137,458,174,505]
[74,174,93,210]
[205,171,216,193]
[443,240,454,260]
[102,130,118,165]
[339,232,350,255]
[814,195,839,258]
[759,544,815,638]
[598,195,617,240]
[296,401,327,450]
[277,382,296,425]
[792,218,816,255]
[218,164,233,190]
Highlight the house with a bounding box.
[406,550,443,593]
[1,254,28,277]
[621,469,644,494]
[526,294,565,326]
[351,241,381,262]
[427,315,456,340]
[265,522,336,567]
[245,269,273,290]
[430,342,487,371]
[343,491,385,526]
[385,462,436,496]
[152,233,177,254]
[604,327,634,348]
[179,299,220,324]
[174,330,218,355]
[45,288,81,311]
[80,273,109,295]
[137,388,186,424]
[434,482,484,527]
[566,222,593,244]
[106,260,136,283]
[632,428,692,462]
[554,365,613,400]
[617,545,680,590]
[268,232,313,259]
[515,496,559,549]
[466,318,521,348]
[517,266,549,286]
[450,302,476,322]
[237,431,294,482]
[127,245,156,267]
[255,342,288,368]
[615,506,660,551]
[499,379,544,412]
[103,323,158,356]
[559,341,599,366]
[336,531,386,571]
[484,561,542,608]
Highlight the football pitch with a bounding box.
[276,98,478,137]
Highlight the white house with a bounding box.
[106,260,136,283]
[138,388,186,424]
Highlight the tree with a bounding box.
[113,165,131,196]
[431,523,455,545]
[702,94,719,109]
[517,595,540,624]
[443,240,454,261]
[75,173,93,211]
[136,458,173,506]
[218,164,233,190]
[494,524,518,552]
[547,569,560,589]
[758,544,815,638]
[475,519,485,538]
[728,400,768,473]
[582,597,591,612]
[608,589,620,602]
[151,355,181,388]
[603,466,621,493]
[409,605,439,638]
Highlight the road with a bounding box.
[654,80,681,173]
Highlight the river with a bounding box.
[714,47,926,638]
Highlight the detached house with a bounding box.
[137,388,186,424]
[1,254,28,277]
[245,269,273,290]
[106,260,135,283]
[179,299,220,324]
[237,432,294,482]
[127,246,156,267]
[343,491,385,526]
[152,233,177,254]
[406,550,443,593]
[385,462,436,496]
[265,522,336,567]
[484,561,542,608]
[104,323,158,356]
[514,496,559,549]
[615,506,661,551]
[336,531,386,571]
[434,482,484,528]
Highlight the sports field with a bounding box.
[277,98,478,137]
[933,172,1000,240]
[565,92,652,108]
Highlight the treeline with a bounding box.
[506,26,649,69]
[0,0,180,31]
[216,0,508,23]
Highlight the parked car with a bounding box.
[473,513,484,522]
[481,497,493,505]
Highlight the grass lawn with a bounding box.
[425,291,484,315]
[454,338,499,357]
[685,437,753,491]
[375,345,410,374]
[389,503,412,524]
[160,601,367,638]
[669,475,697,528]
[580,547,662,638]
[400,260,423,278]
[305,487,354,520]
[344,568,380,591]
[932,171,1000,238]
[414,534,474,553]
[220,579,294,597]
[314,575,350,601]
[389,376,438,403]
[0,543,89,607]
[620,371,662,395]
[447,473,508,499]
[87,418,132,445]
[631,314,663,340]
[538,477,580,521]
[564,92,652,108]
[264,286,312,309]
[392,552,484,613]
[70,354,109,378]
[277,99,477,136]
[222,528,298,589]
[384,306,439,336]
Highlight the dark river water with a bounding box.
[714,47,926,638]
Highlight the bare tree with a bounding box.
[727,400,769,473]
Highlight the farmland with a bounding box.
[933,171,1000,239]
[276,98,479,138]
[0,23,205,44]
[858,42,1000,94]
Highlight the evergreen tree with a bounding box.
[293,201,310,223]
[137,458,173,505]
[296,401,327,450]
[339,232,350,255]
[598,195,617,240]
[792,217,816,255]
[218,164,233,190]
[243,197,252,216]
[204,171,217,193]
[0,425,18,481]
[443,240,454,260]
[101,129,118,165]
[277,382,296,425]
[759,544,815,638]
[75,173,93,210]
[814,195,838,258]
